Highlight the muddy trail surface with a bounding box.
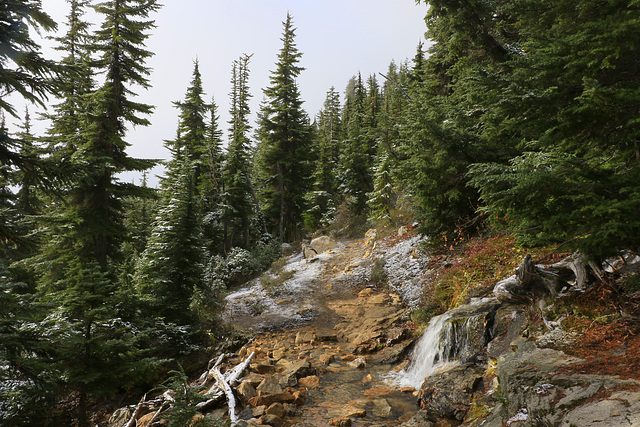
[221,235,423,426]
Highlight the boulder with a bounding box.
[309,236,339,255]
[418,363,486,421]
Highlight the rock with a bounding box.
[252,405,267,417]
[329,417,352,427]
[257,375,283,394]
[358,288,374,298]
[283,402,297,416]
[295,331,316,345]
[251,362,277,375]
[372,398,392,418]
[265,402,285,418]
[363,386,396,397]
[242,372,266,387]
[248,392,295,407]
[281,243,294,255]
[418,363,486,421]
[278,359,316,387]
[108,407,133,427]
[562,390,640,427]
[271,348,286,360]
[362,373,373,383]
[369,293,391,305]
[298,375,321,387]
[341,404,366,418]
[399,410,435,427]
[260,413,284,427]
[237,381,258,403]
[315,330,339,342]
[318,354,335,365]
[347,357,366,369]
[275,297,293,305]
[309,236,339,254]
[292,389,307,406]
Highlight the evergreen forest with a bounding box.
[1,0,639,425]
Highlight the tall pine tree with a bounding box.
[255,13,312,242]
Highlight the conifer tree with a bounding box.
[26,1,162,423]
[255,13,312,242]
[306,86,342,229]
[367,151,396,225]
[138,156,205,326]
[173,60,211,195]
[223,54,254,249]
[340,73,374,216]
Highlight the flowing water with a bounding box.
[390,297,500,389]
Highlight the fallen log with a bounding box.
[495,252,600,303]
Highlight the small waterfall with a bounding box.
[392,297,499,389]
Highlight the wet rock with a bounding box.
[298,375,321,387]
[339,404,366,418]
[372,398,392,418]
[347,357,366,369]
[329,416,352,427]
[283,402,298,416]
[363,386,396,397]
[399,410,435,427]
[318,354,335,365]
[362,373,373,383]
[278,359,316,387]
[292,389,307,406]
[418,363,486,421]
[248,392,295,407]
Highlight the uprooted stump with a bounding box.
[494,252,602,303]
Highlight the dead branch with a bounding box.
[124,394,146,427]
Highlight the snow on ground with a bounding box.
[374,233,429,310]
[222,243,349,331]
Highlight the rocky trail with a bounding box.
[107,229,640,427]
[218,232,425,426]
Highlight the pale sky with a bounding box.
[22,0,429,187]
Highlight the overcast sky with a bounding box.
[25,0,429,187]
